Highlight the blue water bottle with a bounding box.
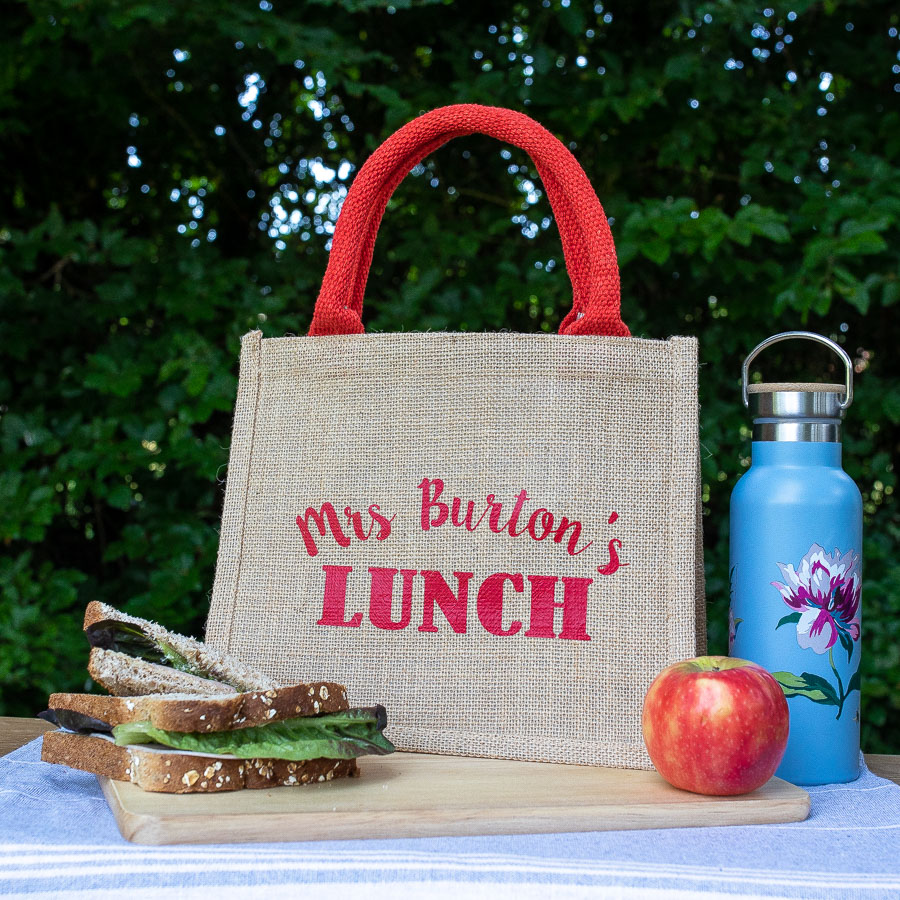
[730,331,862,786]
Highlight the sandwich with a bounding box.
[81,600,278,696]
[40,603,395,792]
[40,686,393,792]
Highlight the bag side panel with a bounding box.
[665,337,704,659]
[207,330,263,649]
[695,445,708,655]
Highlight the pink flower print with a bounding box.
[771,544,862,719]
[772,544,861,656]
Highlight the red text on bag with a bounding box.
[316,565,593,640]
[296,503,395,557]
[418,478,595,556]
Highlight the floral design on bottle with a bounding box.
[770,543,861,719]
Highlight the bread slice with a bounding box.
[42,731,358,793]
[89,648,236,697]
[49,682,350,732]
[83,601,277,693]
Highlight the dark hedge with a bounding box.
[1,0,897,750]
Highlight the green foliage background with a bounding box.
[1,0,897,750]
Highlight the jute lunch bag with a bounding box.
[206,104,705,770]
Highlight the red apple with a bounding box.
[642,655,789,796]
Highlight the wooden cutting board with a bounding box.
[100,751,809,844]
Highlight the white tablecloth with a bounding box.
[2,737,899,898]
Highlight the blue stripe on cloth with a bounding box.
[2,738,899,898]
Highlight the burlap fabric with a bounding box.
[205,106,704,769]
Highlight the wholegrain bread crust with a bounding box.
[49,682,349,732]
[83,601,277,692]
[41,731,359,793]
[89,648,236,697]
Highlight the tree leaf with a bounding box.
[836,231,887,257]
[776,612,802,629]
[663,54,695,81]
[640,238,671,265]
[106,484,133,511]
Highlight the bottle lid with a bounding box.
[748,382,847,419]
[741,333,853,443]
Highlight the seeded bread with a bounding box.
[49,682,349,733]
[83,601,277,692]
[89,648,236,697]
[41,731,358,793]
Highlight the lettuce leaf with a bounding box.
[112,706,395,760]
[39,708,113,734]
[85,619,200,676]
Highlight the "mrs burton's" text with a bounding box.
[295,478,627,641]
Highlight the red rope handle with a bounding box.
[309,104,629,337]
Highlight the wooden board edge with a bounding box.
[99,773,810,846]
[103,802,812,846]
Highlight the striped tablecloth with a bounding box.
[2,737,899,899]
